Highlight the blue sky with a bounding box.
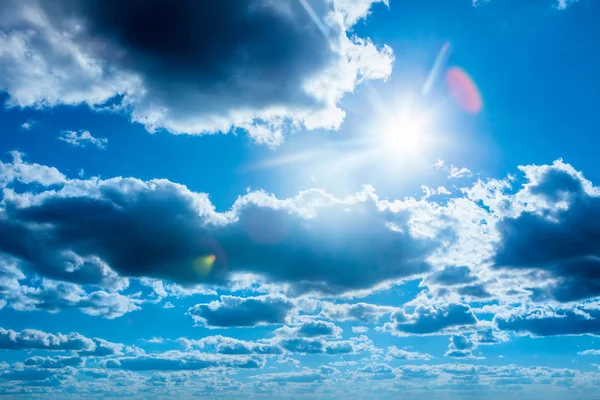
[1,0,600,398]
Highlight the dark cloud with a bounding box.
[428,266,476,286]
[0,156,441,295]
[496,307,600,336]
[450,334,474,351]
[46,0,333,111]
[458,284,492,299]
[493,163,600,302]
[390,304,477,335]
[188,295,294,328]
[0,0,391,143]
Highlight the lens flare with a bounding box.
[445,67,482,114]
[193,254,216,277]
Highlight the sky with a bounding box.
[1,0,600,398]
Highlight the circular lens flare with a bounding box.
[445,67,482,114]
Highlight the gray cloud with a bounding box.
[493,161,600,302]
[0,0,392,145]
[0,153,442,296]
[188,295,294,328]
[388,303,477,335]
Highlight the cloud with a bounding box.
[0,327,95,352]
[495,304,600,337]
[319,302,398,323]
[351,326,368,334]
[20,120,35,130]
[0,151,65,187]
[0,153,442,295]
[105,351,264,371]
[2,277,140,319]
[0,327,129,363]
[58,130,107,149]
[492,160,600,302]
[385,303,478,335]
[276,320,342,338]
[188,295,294,328]
[385,346,433,361]
[258,366,336,384]
[579,349,600,356]
[23,355,84,369]
[0,366,75,382]
[182,336,283,356]
[427,266,476,286]
[444,334,483,359]
[0,0,392,145]
[357,363,397,380]
[447,165,473,179]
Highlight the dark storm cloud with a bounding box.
[188,295,294,327]
[0,156,442,295]
[493,164,600,302]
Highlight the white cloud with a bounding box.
[385,346,433,361]
[58,130,108,149]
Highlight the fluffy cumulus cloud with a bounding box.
[492,160,600,302]
[385,346,433,361]
[384,303,478,336]
[0,0,393,145]
[0,327,94,352]
[0,152,443,297]
[188,295,295,328]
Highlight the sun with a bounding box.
[377,107,431,157]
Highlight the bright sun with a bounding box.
[378,107,431,157]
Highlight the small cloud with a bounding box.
[352,326,368,334]
[447,165,473,179]
[434,159,473,179]
[555,0,578,10]
[20,120,36,130]
[58,130,108,149]
[163,302,175,309]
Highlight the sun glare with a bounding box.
[377,107,431,157]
